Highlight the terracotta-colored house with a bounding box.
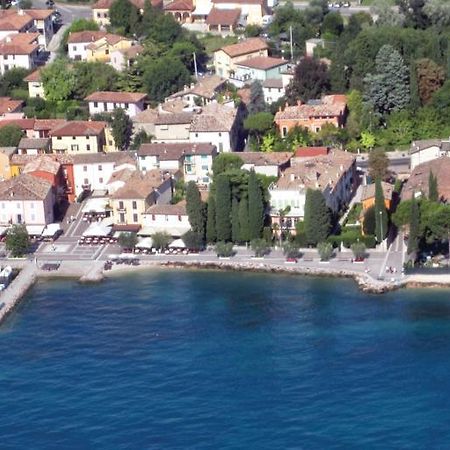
[275,95,347,136]
[360,182,393,213]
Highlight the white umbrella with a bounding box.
[169,238,186,249]
[136,237,153,249]
[83,223,111,237]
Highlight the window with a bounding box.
[1,203,4,209]
[71,144,78,151]
[201,165,208,171]
[94,101,98,107]
[119,201,124,209]
[282,127,288,137]
[31,214,35,222]
[178,215,182,222]
[98,165,102,171]
[83,165,87,172]
[133,213,138,222]
[125,103,129,108]
[152,214,155,221]
[30,203,34,209]
[201,155,208,159]
[16,202,20,209]
[72,136,76,140]
[99,177,103,183]
[105,49,109,55]
[84,178,89,185]
[103,102,107,109]
[132,201,137,209]
[195,133,198,137]
[57,136,62,140]
[86,145,91,151]
[218,132,222,137]
[165,215,168,221]
[73,45,77,51]
[119,212,125,223]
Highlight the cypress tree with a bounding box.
[409,61,420,110]
[304,189,331,246]
[428,170,439,202]
[215,174,232,241]
[238,197,250,242]
[247,170,264,240]
[231,198,240,243]
[206,195,216,243]
[407,195,420,255]
[374,178,388,243]
[185,181,206,237]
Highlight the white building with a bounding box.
[141,202,191,237]
[410,139,450,170]
[72,152,136,197]
[67,30,106,61]
[85,91,147,118]
[0,173,54,225]
[239,151,291,177]
[25,9,54,49]
[0,33,39,75]
[137,142,217,186]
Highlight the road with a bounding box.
[32,0,92,25]
[282,1,373,17]
[356,151,411,175]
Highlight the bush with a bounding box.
[118,232,138,251]
[351,242,366,260]
[317,242,334,261]
[182,230,204,251]
[283,242,302,259]
[215,241,235,257]
[5,224,29,257]
[152,232,172,250]
[250,238,271,257]
[361,234,376,248]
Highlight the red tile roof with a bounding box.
[24,68,42,83]
[50,121,106,137]
[164,0,193,11]
[85,91,147,103]
[220,37,268,58]
[0,97,23,115]
[23,9,53,20]
[0,10,33,31]
[236,56,287,70]
[0,33,38,55]
[294,147,329,157]
[206,7,241,26]
[67,30,107,44]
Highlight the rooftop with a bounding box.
[410,139,450,154]
[189,103,237,132]
[219,37,268,58]
[111,169,171,199]
[239,151,291,167]
[50,120,106,137]
[236,56,287,70]
[85,91,147,103]
[0,97,22,115]
[294,146,329,158]
[23,155,60,175]
[206,8,241,26]
[72,152,135,165]
[155,112,193,125]
[0,146,17,157]
[0,173,52,201]
[0,33,38,55]
[24,68,42,83]
[361,182,394,202]
[138,142,216,159]
[11,153,74,166]
[146,202,187,215]
[272,149,355,192]
[262,78,284,89]
[275,95,347,121]
[402,157,450,201]
[67,30,107,44]
[164,0,194,11]
[167,74,226,101]
[0,10,33,31]
[18,137,50,149]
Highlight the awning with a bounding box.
[42,223,61,238]
[137,225,190,237]
[82,197,109,214]
[83,223,112,237]
[112,224,141,233]
[169,238,186,248]
[136,237,153,249]
[26,224,45,236]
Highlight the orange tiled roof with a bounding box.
[206,7,240,25]
[236,56,287,70]
[0,97,23,115]
[67,30,107,44]
[24,68,42,83]
[85,91,147,103]
[50,120,106,137]
[220,37,268,58]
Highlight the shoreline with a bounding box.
[2,258,450,325]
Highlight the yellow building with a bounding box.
[86,34,134,63]
[50,121,107,154]
[24,69,45,99]
[0,147,16,180]
[213,37,268,78]
[110,169,174,226]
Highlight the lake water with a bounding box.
[1,270,450,449]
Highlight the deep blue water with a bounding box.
[2,271,450,449]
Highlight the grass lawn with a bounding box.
[345,203,362,225]
[199,33,238,56]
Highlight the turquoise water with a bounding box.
[1,270,450,449]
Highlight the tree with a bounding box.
[244,112,274,147]
[206,196,217,243]
[212,153,243,177]
[0,68,29,97]
[363,205,376,236]
[18,0,32,8]
[182,230,204,251]
[231,198,240,243]
[185,181,206,237]
[142,56,191,102]
[427,204,450,260]
[111,108,132,150]
[152,231,172,250]
[215,241,234,257]
[283,241,301,259]
[285,57,330,104]
[73,62,119,99]
[407,195,420,255]
[118,232,138,250]
[368,148,388,181]
[215,174,232,242]
[109,0,137,34]
[317,241,333,261]
[397,0,430,29]
[41,59,76,102]
[250,238,271,257]
[360,131,376,150]
[415,58,445,105]
[351,241,366,260]
[423,0,450,28]
[363,45,410,116]
[245,24,262,37]
[130,130,153,150]
[374,178,388,243]
[248,80,266,114]
[5,224,29,257]
[304,189,331,246]
[0,125,23,147]
[372,0,405,26]
[428,170,439,202]
[247,170,264,240]
[321,11,344,37]
[238,197,250,242]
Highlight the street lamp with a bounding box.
[379,210,383,250]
